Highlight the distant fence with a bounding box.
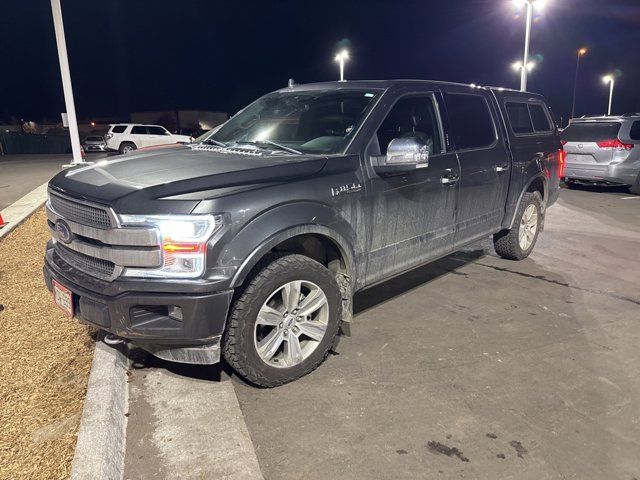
[0,131,71,154]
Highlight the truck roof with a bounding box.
[279,79,542,98]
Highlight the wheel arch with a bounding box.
[507,174,547,229]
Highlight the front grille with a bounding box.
[49,193,112,229]
[54,243,115,279]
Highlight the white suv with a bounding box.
[105,124,193,154]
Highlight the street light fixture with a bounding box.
[334,49,349,82]
[513,0,547,92]
[602,74,615,116]
[571,48,588,119]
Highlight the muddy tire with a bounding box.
[493,191,543,261]
[222,254,342,388]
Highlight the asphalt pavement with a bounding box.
[0,154,110,210]
[123,187,640,480]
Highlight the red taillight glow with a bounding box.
[558,149,566,178]
[596,138,633,150]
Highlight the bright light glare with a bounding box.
[512,60,535,72]
[602,75,614,84]
[334,49,349,62]
[578,47,588,56]
[513,0,548,9]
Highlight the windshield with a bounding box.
[198,89,381,155]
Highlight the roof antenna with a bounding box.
[288,78,296,88]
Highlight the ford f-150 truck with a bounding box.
[44,80,562,387]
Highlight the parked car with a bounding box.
[81,135,107,152]
[44,80,562,387]
[561,114,640,194]
[104,124,193,154]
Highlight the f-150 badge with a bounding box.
[331,183,362,197]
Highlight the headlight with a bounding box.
[119,214,223,279]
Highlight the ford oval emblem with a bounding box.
[55,220,74,244]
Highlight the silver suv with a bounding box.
[561,114,640,194]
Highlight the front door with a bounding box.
[363,92,460,286]
[441,89,511,247]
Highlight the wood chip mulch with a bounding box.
[0,210,95,479]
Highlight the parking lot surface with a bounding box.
[0,154,109,210]
[125,187,639,479]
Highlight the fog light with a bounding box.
[168,306,183,321]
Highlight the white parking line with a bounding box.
[621,196,640,200]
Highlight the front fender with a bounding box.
[219,202,357,288]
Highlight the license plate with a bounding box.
[53,280,74,318]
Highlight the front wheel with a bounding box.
[493,191,543,261]
[222,254,342,387]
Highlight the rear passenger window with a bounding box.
[131,126,148,134]
[444,93,496,150]
[506,102,534,134]
[111,125,126,133]
[529,104,552,132]
[630,121,640,141]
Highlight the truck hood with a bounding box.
[48,145,330,214]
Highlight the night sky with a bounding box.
[2,0,639,125]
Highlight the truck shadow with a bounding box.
[355,249,485,315]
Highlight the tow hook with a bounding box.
[104,333,127,346]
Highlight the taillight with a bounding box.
[558,149,566,178]
[596,139,633,150]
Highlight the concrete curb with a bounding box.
[71,338,130,480]
[0,181,49,240]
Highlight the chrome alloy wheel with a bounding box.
[122,145,134,154]
[254,280,329,368]
[519,203,539,251]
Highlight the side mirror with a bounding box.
[372,137,429,176]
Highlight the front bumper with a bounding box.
[44,244,233,364]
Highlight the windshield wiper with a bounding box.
[235,140,302,155]
[202,138,227,147]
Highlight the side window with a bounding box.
[506,102,534,134]
[529,104,552,132]
[629,121,640,141]
[444,93,496,150]
[111,125,127,134]
[148,126,167,135]
[376,96,442,155]
[131,126,148,135]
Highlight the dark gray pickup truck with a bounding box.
[44,80,562,386]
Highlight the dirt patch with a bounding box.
[0,210,94,479]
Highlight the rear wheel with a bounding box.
[222,254,342,387]
[119,142,136,154]
[493,191,543,261]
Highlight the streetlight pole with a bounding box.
[50,0,84,165]
[520,1,533,92]
[571,48,587,119]
[334,50,349,82]
[514,0,546,92]
[603,75,615,116]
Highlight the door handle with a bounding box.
[440,169,459,185]
[495,163,510,172]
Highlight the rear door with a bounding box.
[130,125,150,147]
[561,121,621,179]
[441,87,511,247]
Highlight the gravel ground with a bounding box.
[0,210,94,479]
